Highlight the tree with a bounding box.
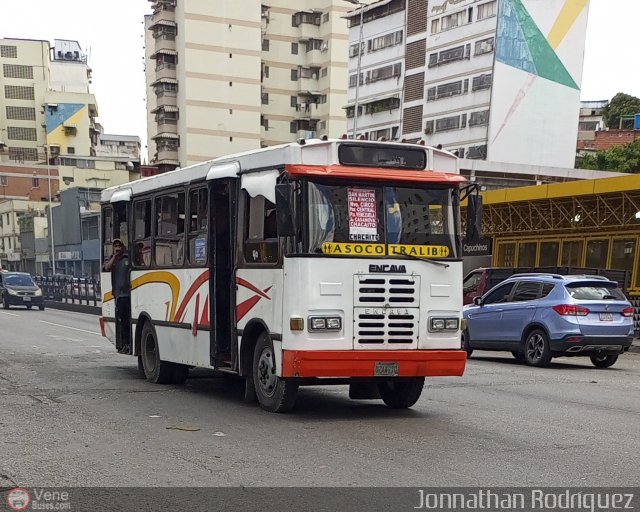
[601,93,640,129]
[578,139,640,173]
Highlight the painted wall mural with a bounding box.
[488,0,590,168]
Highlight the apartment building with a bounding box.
[0,199,47,271]
[577,99,608,155]
[345,0,405,141]
[348,0,590,168]
[145,0,350,170]
[1,38,140,191]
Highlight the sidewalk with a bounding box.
[631,339,640,354]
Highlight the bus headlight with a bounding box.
[429,317,459,332]
[308,316,342,332]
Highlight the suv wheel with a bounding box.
[590,353,618,368]
[523,329,552,367]
[461,329,473,358]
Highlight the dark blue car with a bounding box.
[462,274,634,368]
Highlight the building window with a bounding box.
[321,67,328,77]
[4,85,35,100]
[291,42,298,54]
[290,96,298,108]
[472,73,493,91]
[585,239,609,269]
[292,11,321,27]
[0,45,18,58]
[435,115,461,132]
[368,30,403,52]
[322,12,330,23]
[477,1,497,20]
[349,42,364,58]
[261,92,269,105]
[431,19,440,34]
[469,110,490,127]
[5,106,35,120]
[466,144,487,159]
[260,115,269,130]
[349,73,364,88]
[306,39,324,52]
[0,176,7,186]
[366,63,401,83]
[428,45,466,67]
[291,69,298,81]
[32,176,40,188]
[67,147,76,154]
[474,37,494,56]
[7,127,37,141]
[440,10,467,31]
[262,39,270,51]
[3,64,34,79]
[8,147,38,162]
[290,121,297,134]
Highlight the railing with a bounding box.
[34,276,101,307]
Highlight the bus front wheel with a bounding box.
[141,322,174,384]
[377,377,425,409]
[252,332,298,413]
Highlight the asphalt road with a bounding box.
[1,307,639,488]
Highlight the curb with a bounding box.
[630,344,640,354]
[44,301,100,315]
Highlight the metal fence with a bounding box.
[34,276,102,307]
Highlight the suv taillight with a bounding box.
[622,307,634,317]
[552,304,590,316]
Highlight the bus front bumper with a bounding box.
[281,350,467,378]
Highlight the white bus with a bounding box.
[100,139,481,412]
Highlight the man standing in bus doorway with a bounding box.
[103,238,131,354]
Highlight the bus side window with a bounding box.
[244,193,278,264]
[188,188,208,266]
[155,192,186,267]
[133,199,152,268]
[102,207,114,260]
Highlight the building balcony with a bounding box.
[298,77,320,94]
[154,62,177,81]
[306,49,325,67]
[152,6,176,27]
[297,23,320,41]
[154,91,177,106]
[156,147,179,162]
[152,37,176,53]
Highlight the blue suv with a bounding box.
[462,274,634,368]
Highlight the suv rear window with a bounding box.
[565,283,626,301]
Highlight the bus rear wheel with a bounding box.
[377,377,425,409]
[253,332,298,413]
[140,322,174,384]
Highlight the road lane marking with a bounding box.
[0,311,20,317]
[40,320,101,336]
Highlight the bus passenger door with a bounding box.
[113,201,132,354]
[209,179,236,368]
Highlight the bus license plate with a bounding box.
[599,313,613,322]
[374,362,398,377]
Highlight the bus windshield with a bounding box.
[305,182,460,259]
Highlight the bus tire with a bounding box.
[377,377,425,409]
[253,332,298,413]
[140,321,174,384]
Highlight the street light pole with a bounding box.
[346,0,366,139]
[45,145,56,275]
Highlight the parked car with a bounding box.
[463,267,631,305]
[0,272,45,310]
[462,274,634,368]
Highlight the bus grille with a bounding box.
[353,275,420,346]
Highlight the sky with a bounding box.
[2,0,639,163]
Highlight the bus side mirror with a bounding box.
[275,183,296,237]
[466,194,483,242]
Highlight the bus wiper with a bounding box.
[394,251,450,268]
